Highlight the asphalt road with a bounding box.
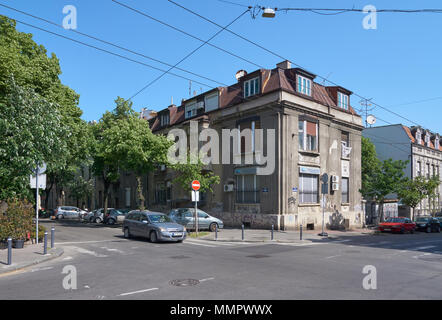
[0,219,441,300]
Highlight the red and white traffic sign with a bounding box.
[191,180,200,191]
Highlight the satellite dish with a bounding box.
[366,115,376,125]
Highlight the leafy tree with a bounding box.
[69,175,94,209]
[0,15,91,205]
[360,136,381,200]
[425,175,440,215]
[0,77,68,200]
[171,152,220,193]
[397,176,428,217]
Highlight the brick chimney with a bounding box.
[277,60,291,70]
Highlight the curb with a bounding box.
[0,247,64,276]
[198,237,315,244]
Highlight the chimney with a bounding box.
[235,69,247,82]
[277,60,291,70]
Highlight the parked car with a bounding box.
[378,217,415,234]
[104,209,126,225]
[92,208,116,223]
[168,208,224,232]
[82,209,97,222]
[414,216,441,233]
[435,216,442,228]
[54,206,82,220]
[122,210,186,243]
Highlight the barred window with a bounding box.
[299,173,319,204]
[236,175,260,203]
[342,177,349,203]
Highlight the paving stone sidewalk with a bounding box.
[0,242,63,275]
[200,227,376,242]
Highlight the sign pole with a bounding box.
[36,168,39,244]
[194,190,198,237]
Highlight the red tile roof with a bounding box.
[402,125,441,151]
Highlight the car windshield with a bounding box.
[416,217,429,222]
[385,217,405,223]
[149,214,173,223]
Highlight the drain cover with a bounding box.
[170,279,200,287]
[247,254,270,258]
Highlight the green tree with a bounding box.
[397,176,428,218]
[360,136,381,200]
[0,16,91,205]
[425,175,440,215]
[171,152,220,193]
[0,77,68,200]
[69,175,94,208]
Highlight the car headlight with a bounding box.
[159,227,167,232]
[183,227,186,232]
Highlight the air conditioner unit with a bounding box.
[224,184,234,192]
[331,175,340,183]
[332,183,339,191]
[196,101,204,109]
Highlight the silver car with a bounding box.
[123,211,186,243]
[168,208,224,232]
[54,206,82,220]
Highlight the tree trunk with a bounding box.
[136,175,145,210]
[44,180,54,210]
[103,181,110,216]
[378,201,384,223]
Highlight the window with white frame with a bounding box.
[297,75,312,96]
[204,92,218,112]
[236,175,259,203]
[298,119,318,152]
[185,101,197,119]
[244,77,260,98]
[160,112,169,126]
[299,173,319,204]
[238,119,260,154]
[337,92,349,110]
[426,163,430,178]
[416,161,421,176]
[341,177,349,203]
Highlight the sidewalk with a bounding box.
[200,227,376,243]
[0,242,64,276]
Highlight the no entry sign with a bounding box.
[191,180,200,191]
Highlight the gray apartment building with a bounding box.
[363,124,442,219]
[144,61,364,230]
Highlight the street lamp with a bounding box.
[262,7,276,18]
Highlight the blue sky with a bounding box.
[1,0,441,133]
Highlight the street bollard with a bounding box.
[7,237,12,265]
[271,224,274,240]
[241,224,244,241]
[215,223,218,240]
[51,226,55,248]
[44,231,48,255]
[300,224,303,241]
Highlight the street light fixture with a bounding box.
[262,7,276,18]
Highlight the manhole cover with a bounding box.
[247,254,270,258]
[170,255,190,259]
[170,279,200,287]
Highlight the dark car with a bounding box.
[104,209,126,225]
[122,210,186,243]
[414,216,441,233]
[435,217,442,228]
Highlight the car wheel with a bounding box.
[95,217,102,224]
[426,226,431,233]
[124,228,131,239]
[107,218,115,225]
[176,239,183,243]
[400,227,405,234]
[410,228,414,234]
[57,214,63,220]
[209,223,218,232]
[150,231,158,243]
[437,226,441,233]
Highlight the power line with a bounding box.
[167,0,429,129]
[0,2,226,87]
[110,0,262,69]
[8,18,214,89]
[128,8,250,100]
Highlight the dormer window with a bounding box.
[337,92,349,110]
[160,112,169,126]
[244,77,260,98]
[415,130,422,144]
[425,133,430,147]
[297,75,311,96]
[435,136,440,150]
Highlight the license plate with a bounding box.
[172,232,182,236]
[383,228,391,231]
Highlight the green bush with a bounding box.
[0,199,33,240]
[30,224,46,241]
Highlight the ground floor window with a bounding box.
[341,177,349,203]
[299,173,319,204]
[236,175,260,203]
[155,183,166,204]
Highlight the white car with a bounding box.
[54,206,82,220]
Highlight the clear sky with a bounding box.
[1,0,441,133]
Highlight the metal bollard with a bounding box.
[300,224,303,241]
[51,227,55,248]
[44,231,48,255]
[215,224,218,240]
[271,224,274,240]
[241,224,244,241]
[7,237,12,265]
